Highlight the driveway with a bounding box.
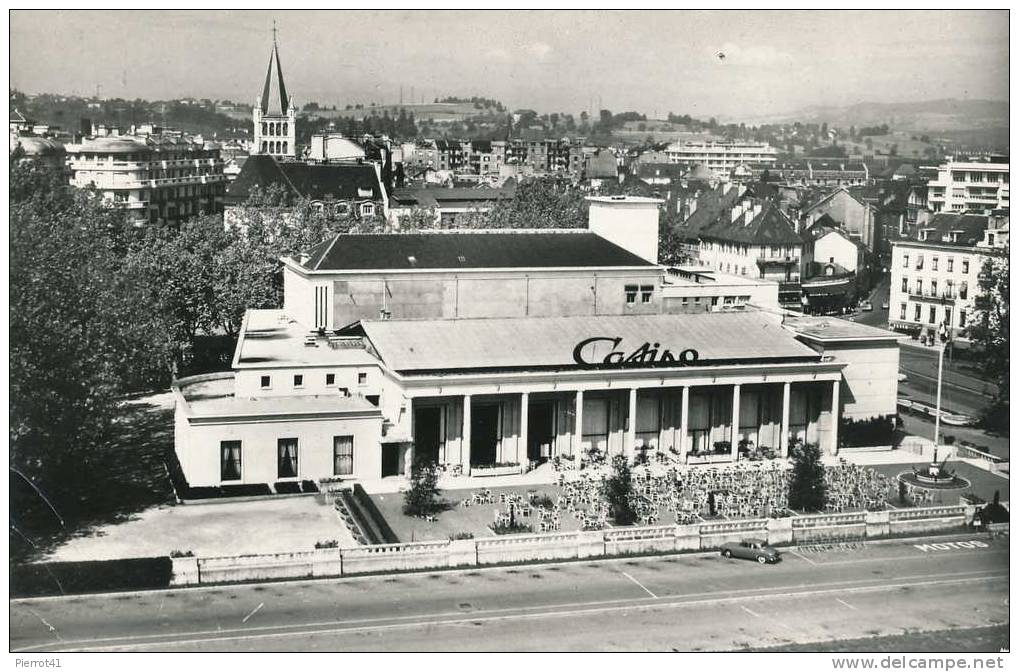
[45,496,357,561]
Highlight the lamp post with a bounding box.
[932,321,950,454]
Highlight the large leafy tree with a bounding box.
[604,455,637,525]
[966,252,1009,431]
[456,178,588,230]
[788,443,827,512]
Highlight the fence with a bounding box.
[167,504,976,587]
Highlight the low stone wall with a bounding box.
[168,504,976,587]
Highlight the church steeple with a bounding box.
[259,22,290,116]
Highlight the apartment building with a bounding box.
[888,212,1009,342]
[664,141,778,177]
[926,159,1009,213]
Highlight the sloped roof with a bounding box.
[685,163,715,181]
[260,42,290,116]
[297,230,656,271]
[391,186,514,208]
[699,200,803,246]
[225,154,383,205]
[358,312,821,374]
[669,183,744,242]
[803,186,871,214]
[916,213,991,247]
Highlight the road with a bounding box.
[10,534,1009,652]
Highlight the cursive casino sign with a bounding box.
[572,336,700,369]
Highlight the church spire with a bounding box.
[259,21,290,116]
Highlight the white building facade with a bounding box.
[926,159,1010,213]
[664,141,778,177]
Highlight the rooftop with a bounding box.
[178,374,379,418]
[699,199,803,246]
[354,311,821,374]
[663,266,778,289]
[233,309,381,369]
[783,315,904,342]
[225,154,384,205]
[294,230,657,272]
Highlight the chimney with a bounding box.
[730,204,745,223]
[586,195,665,264]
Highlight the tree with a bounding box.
[604,455,637,525]
[403,461,443,517]
[457,178,587,230]
[966,252,1009,431]
[788,443,827,512]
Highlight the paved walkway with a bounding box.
[360,462,561,494]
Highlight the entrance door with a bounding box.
[381,444,401,477]
[528,401,556,462]
[471,404,500,466]
[414,407,442,467]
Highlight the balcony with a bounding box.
[756,255,798,267]
[907,289,956,304]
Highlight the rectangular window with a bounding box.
[293,374,303,388]
[901,277,908,293]
[333,436,354,476]
[326,373,336,386]
[902,253,909,269]
[916,255,924,270]
[932,257,938,271]
[959,281,968,299]
[624,285,638,304]
[357,372,368,385]
[915,304,921,321]
[314,286,328,329]
[278,438,299,479]
[639,285,653,303]
[962,260,970,274]
[930,280,937,296]
[944,307,952,325]
[899,304,907,320]
[915,279,922,295]
[260,375,271,389]
[220,441,242,481]
[947,258,954,272]
[929,306,936,324]
[959,310,967,328]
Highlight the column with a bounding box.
[730,384,741,460]
[573,390,584,468]
[462,394,472,474]
[519,392,529,467]
[679,386,690,459]
[780,382,791,458]
[626,388,638,461]
[830,379,841,456]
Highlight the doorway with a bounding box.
[528,401,556,462]
[470,403,500,466]
[381,444,401,477]
[414,406,442,467]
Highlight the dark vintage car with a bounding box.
[719,538,782,564]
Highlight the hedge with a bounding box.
[274,481,302,494]
[11,557,172,597]
[839,415,896,448]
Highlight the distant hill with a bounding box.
[740,99,1007,133]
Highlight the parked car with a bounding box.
[860,301,874,311]
[719,538,781,564]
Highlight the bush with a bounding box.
[605,455,637,525]
[186,486,223,499]
[712,441,731,454]
[491,520,533,535]
[449,531,474,540]
[839,415,896,447]
[532,494,555,510]
[221,483,272,497]
[274,481,302,494]
[301,480,320,493]
[169,549,194,558]
[11,557,173,597]
[789,443,826,512]
[403,461,444,517]
[314,539,339,549]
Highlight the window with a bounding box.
[944,307,952,325]
[959,310,967,328]
[326,373,336,386]
[930,280,937,296]
[947,257,954,272]
[962,260,970,274]
[220,441,242,481]
[959,282,968,299]
[916,255,924,270]
[260,375,271,389]
[639,285,653,303]
[693,297,701,304]
[681,296,689,305]
[914,304,921,321]
[901,278,908,293]
[723,296,734,305]
[357,372,368,385]
[360,203,375,217]
[987,233,996,246]
[278,438,299,479]
[624,285,637,304]
[928,306,936,324]
[900,304,907,320]
[333,436,354,476]
[915,279,922,295]
[293,374,303,388]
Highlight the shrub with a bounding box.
[11,557,173,598]
[169,550,194,558]
[943,435,957,446]
[186,486,223,500]
[448,531,474,540]
[789,443,826,512]
[274,481,302,494]
[314,539,339,549]
[403,461,443,517]
[605,454,637,525]
[220,483,272,497]
[301,480,319,493]
[490,520,532,535]
[532,494,555,510]
[712,441,731,454]
[839,415,896,448]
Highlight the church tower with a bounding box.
[253,25,297,158]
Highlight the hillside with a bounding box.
[740,98,1007,133]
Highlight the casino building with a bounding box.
[174,198,901,488]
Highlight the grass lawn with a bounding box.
[369,483,599,542]
[744,624,1009,653]
[869,462,1010,507]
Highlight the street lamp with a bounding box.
[932,320,950,455]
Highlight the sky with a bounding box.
[9,9,1010,120]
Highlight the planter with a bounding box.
[471,464,523,478]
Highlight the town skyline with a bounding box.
[10,9,1009,121]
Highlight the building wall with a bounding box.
[927,161,1010,213]
[661,279,779,312]
[180,414,383,486]
[587,200,661,263]
[811,231,860,274]
[234,365,381,398]
[888,242,984,337]
[698,240,802,281]
[805,191,875,251]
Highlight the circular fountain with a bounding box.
[897,452,970,491]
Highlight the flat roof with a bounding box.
[783,315,905,342]
[179,375,379,418]
[234,309,381,369]
[663,267,778,289]
[357,311,821,374]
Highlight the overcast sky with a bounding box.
[10,9,1009,120]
